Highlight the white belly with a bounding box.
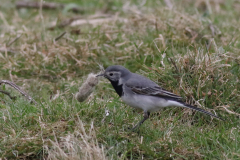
[121,94,184,112]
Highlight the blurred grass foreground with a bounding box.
[0,0,240,159]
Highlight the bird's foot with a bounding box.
[127,124,140,132]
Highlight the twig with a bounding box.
[0,80,37,105]
[7,34,22,47]
[0,90,16,100]
[16,1,64,9]
[70,17,128,27]
[54,32,66,42]
[15,1,84,13]
[48,14,112,30]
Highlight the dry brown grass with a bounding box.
[45,117,106,160]
[1,0,240,159]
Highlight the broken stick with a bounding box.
[0,80,37,105]
[15,1,84,13]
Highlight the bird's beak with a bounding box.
[96,73,104,77]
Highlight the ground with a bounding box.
[0,0,240,159]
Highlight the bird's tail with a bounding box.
[183,103,224,121]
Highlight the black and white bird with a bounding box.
[98,65,223,130]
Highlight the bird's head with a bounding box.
[97,65,131,82]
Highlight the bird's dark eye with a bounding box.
[109,73,113,76]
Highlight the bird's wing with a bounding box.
[125,74,182,100]
[126,85,182,99]
[125,74,224,120]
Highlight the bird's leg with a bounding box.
[131,111,150,131]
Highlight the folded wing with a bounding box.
[124,74,224,120]
[126,84,182,100]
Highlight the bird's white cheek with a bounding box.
[118,78,123,85]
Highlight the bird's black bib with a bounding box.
[110,81,123,97]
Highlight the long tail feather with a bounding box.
[183,104,224,121]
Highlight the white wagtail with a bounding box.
[98,65,223,130]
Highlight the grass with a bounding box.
[0,0,240,159]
